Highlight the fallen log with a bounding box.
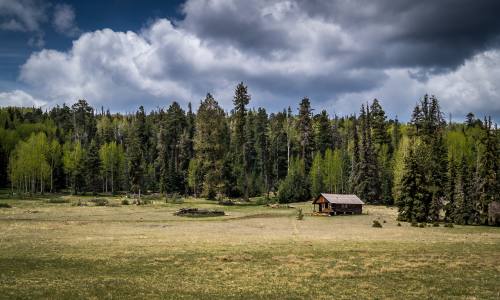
[174,208,225,217]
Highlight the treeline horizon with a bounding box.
[0,82,499,225]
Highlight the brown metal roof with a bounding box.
[315,193,365,205]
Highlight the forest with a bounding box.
[0,83,499,225]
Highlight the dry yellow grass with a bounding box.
[0,196,499,299]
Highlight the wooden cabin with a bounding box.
[312,193,364,215]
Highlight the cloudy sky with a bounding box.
[1,0,500,120]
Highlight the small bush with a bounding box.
[0,203,12,208]
[296,208,304,220]
[433,222,440,227]
[165,193,183,204]
[383,220,387,223]
[444,223,454,228]
[255,196,273,205]
[418,223,425,228]
[372,220,383,228]
[90,198,109,206]
[121,199,129,205]
[397,222,401,227]
[73,200,87,207]
[411,222,418,227]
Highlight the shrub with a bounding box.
[296,208,304,220]
[444,223,454,228]
[411,221,418,227]
[383,220,387,223]
[397,222,401,227]
[121,199,129,205]
[73,200,87,207]
[433,222,440,227]
[90,198,109,206]
[255,196,273,205]
[418,223,425,228]
[165,193,183,204]
[0,203,12,208]
[372,220,383,228]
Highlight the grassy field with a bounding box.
[0,194,499,299]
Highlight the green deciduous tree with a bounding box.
[63,141,85,194]
[99,141,125,194]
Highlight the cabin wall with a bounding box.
[331,203,362,215]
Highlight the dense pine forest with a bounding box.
[0,83,499,225]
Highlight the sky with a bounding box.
[1,0,500,121]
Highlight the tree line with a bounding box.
[0,83,498,225]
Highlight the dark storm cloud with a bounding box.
[182,0,500,72]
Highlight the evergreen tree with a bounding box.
[232,82,251,199]
[297,97,314,172]
[370,99,391,148]
[392,116,401,151]
[397,144,430,222]
[127,119,144,194]
[402,95,448,221]
[268,111,288,192]
[254,108,270,195]
[314,110,333,155]
[475,117,500,224]
[158,102,186,194]
[454,155,476,224]
[349,118,360,193]
[178,102,196,180]
[243,110,257,196]
[84,140,100,194]
[71,99,96,145]
[355,105,381,203]
[193,93,229,199]
[445,157,458,221]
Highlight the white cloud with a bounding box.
[335,50,500,120]
[52,4,80,37]
[19,14,381,111]
[425,50,500,119]
[0,89,46,107]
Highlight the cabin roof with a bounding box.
[314,193,365,205]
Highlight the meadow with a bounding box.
[0,194,499,299]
